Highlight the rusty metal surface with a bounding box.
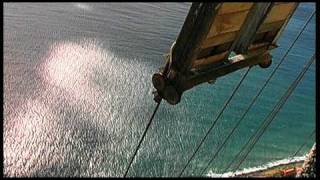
[152,2,298,105]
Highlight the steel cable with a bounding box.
[199,10,315,177]
[198,10,315,175]
[177,67,251,177]
[226,54,315,177]
[123,99,162,177]
[290,130,315,158]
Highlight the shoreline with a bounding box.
[206,156,306,178]
[234,160,304,177]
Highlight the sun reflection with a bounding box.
[4,39,114,176]
[4,38,145,176]
[74,3,91,11]
[40,40,106,112]
[4,99,63,176]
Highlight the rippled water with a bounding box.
[4,3,315,177]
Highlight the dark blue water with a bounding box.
[3,3,315,177]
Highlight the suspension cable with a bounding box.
[290,130,315,158]
[227,54,315,177]
[197,10,315,177]
[123,99,162,177]
[177,67,251,177]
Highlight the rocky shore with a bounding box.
[296,143,316,178]
[234,161,303,177]
[234,143,316,178]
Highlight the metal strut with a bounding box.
[198,10,316,176]
[224,54,315,177]
[151,2,299,105]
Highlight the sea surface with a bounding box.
[3,3,315,177]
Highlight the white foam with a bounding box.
[206,155,306,177]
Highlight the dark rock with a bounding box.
[296,143,316,178]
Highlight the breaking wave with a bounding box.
[206,155,306,177]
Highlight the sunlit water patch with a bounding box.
[4,3,315,177]
[4,38,156,176]
[74,3,92,11]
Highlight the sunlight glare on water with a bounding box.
[40,40,105,110]
[4,2,315,177]
[74,3,92,11]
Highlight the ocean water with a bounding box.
[3,3,315,177]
